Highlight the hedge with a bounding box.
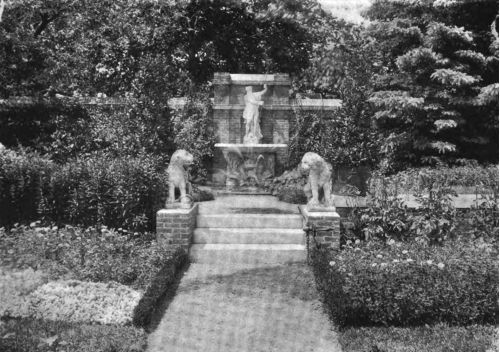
[312,238,498,327]
[132,247,188,329]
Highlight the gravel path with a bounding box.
[147,262,342,352]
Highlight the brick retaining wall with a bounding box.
[156,205,198,251]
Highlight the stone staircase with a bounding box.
[189,195,306,264]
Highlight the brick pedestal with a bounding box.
[300,206,341,250]
[156,204,198,251]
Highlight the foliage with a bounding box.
[0,149,54,227]
[339,323,498,352]
[0,99,89,153]
[291,18,382,171]
[49,153,166,231]
[178,0,328,83]
[368,163,499,196]
[191,186,215,203]
[344,165,499,243]
[0,318,147,352]
[0,0,189,98]
[0,97,176,163]
[172,92,216,181]
[0,0,329,97]
[264,167,307,203]
[0,149,167,231]
[365,1,499,170]
[288,107,380,171]
[0,225,176,290]
[312,238,499,327]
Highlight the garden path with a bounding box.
[147,252,342,352]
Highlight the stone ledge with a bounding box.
[299,205,341,220]
[157,204,198,217]
[212,103,341,111]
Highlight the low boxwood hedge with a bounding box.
[132,247,188,329]
[312,238,498,327]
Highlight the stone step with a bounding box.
[193,228,304,244]
[189,244,306,264]
[196,214,303,229]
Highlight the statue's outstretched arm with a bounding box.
[254,84,268,98]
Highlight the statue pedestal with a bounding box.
[156,204,198,252]
[300,205,340,250]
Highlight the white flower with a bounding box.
[387,239,396,246]
[371,263,377,267]
[329,261,336,267]
[437,263,445,270]
[355,239,361,244]
[406,258,414,262]
[402,250,408,254]
[354,247,361,251]
[392,259,400,263]
[426,260,433,265]
[376,254,383,259]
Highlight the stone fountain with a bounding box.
[207,73,341,192]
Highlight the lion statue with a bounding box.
[166,149,194,206]
[300,152,335,209]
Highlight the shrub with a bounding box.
[312,238,498,327]
[0,149,167,231]
[348,165,499,244]
[52,153,167,231]
[191,186,215,202]
[0,149,54,228]
[265,167,308,204]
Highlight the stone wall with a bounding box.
[156,205,198,251]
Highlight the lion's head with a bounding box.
[170,149,194,167]
[300,152,326,172]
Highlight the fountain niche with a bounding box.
[209,73,341,192]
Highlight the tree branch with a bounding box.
[34,12,60,37]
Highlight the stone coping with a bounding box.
[215,143,288,152]
[212,101,341,111]
[299,205,341,219]
[310,194,494,209]
[157,203,198,216]
[213,73,291,85]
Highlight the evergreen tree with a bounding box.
[366,0,498,171]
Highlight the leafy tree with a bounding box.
[289,18,383,170]
[176,0,325,83]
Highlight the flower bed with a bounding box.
[312,238,498,327]
[0,225,188,328]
